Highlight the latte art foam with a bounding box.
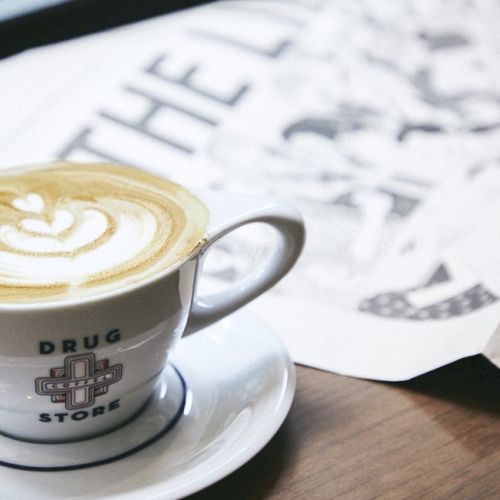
[0,162,208,303]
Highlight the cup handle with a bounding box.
[184,190,305,335]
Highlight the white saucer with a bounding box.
[0,310,295,499]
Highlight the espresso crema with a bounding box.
[0,162,208,303]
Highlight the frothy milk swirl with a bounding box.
[0,162,208,303]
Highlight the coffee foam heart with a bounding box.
[0,162,208,303]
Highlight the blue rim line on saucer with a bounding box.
[0,365,187,472]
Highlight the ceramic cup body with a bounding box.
[0,261,196,443]
[0,189,304,443]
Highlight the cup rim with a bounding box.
[0,242,203,313]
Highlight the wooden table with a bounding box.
[188,355,500,499]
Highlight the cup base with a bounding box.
[0,364,186,471]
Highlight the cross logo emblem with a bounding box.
[35,353,123,411]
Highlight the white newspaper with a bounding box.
[1,0,500,380]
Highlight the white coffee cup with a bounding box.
[0,187,304,443]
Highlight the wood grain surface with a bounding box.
[188,355,500,499]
